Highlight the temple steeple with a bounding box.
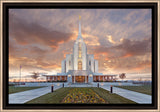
[78,15,81,36]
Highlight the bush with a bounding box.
[9,83,15,86]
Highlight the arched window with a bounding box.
[78,61,82,70]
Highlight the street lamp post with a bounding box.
[110,85,113,93]
[51,84,54,92]
[19,65,22,85]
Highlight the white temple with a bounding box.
[45,16,117,83]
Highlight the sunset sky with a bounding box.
[9,9,152,81]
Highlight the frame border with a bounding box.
[0,0,159,112]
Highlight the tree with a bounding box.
[30,72,40,82]
[138,77,142,82]
[119,73,126,82]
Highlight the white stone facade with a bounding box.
[53,17,117,83]
[61,18,98,75]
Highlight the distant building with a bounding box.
[44,16,117,83]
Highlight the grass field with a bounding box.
[26,87,73,104]
[92,87,136,104]
[9,86,46,94]
[26,87,136,104]
[114,85,152,95]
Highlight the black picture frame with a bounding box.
[2,2,158,110]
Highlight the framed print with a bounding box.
[0,0,159,112]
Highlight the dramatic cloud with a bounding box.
[94,38,151,75]
[9,14,73,50]
[95,38,151,59]
[9,9,152,80]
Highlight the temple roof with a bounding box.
[76,16,83,41]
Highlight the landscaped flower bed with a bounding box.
[61,88,107,103]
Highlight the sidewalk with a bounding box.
[9,85,62,104]
[9,83,152,104]
[101,85,152,104]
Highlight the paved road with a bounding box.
[9,85,62,104]
[100,85,152,104]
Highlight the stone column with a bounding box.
[60,76,62,81]
[85,75,87,83]
[99,76,100,81]
[107,76,109,81]
[74,75,75,83]
[103,76,104,81]
[111,76,113,81]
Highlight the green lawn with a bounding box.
[26,87,136,104]
[114,85,152,95]
[9,86,46,94]
[26,87,73,104]
[91,87,136,104]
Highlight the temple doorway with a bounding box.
[72,76,88,83]
[76,76,85,83]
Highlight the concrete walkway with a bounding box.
[100,85,152,104]
[9,82,152,104]
[9,85,62,104]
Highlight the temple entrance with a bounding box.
[76,76,85,83]
[72,76,88,83]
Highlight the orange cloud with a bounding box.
[132,63,151,71]
[70,29,100,46]
[123,53,132,58]
[18,41,28,45]
[94,52,109,60]
[105,57,110,60]
[50,45,58,51]
[133,66,144,71]
[40,64,61,69]
[58,40,64,44]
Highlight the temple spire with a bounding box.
[78,15,81,36]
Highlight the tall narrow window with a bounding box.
[89,61,91,66]
[69,61,71,66]
[78,61,82,70]
[78,43,82,58]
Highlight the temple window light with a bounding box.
[78,43,82,58]
[78,61,82,70]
